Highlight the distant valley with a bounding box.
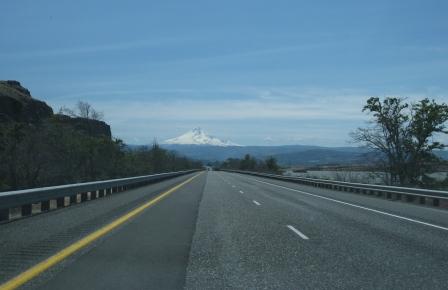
[154,128,447,166]
[159,144,369,166]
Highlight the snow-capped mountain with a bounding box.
[163,127,241,147]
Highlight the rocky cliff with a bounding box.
[0,80,111,138]
[53,114,112,139]
[0,80,53,123]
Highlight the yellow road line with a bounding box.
[0,173,202,290]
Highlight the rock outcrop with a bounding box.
[0,80,111,139]
[0,80,53,123]
[53,114,112,139]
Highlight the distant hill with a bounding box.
[435,150,448,160]
[157,128,369,166]
[157,144,448,166]
[158,144,369,166]
[273,148,366,166]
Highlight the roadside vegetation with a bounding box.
[219,154,280,174]
[0,102,202,192]
[352,97,448,188]
[220,97,448,190]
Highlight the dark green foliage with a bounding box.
[0,119,202,191]
[239,154,257,170]
[265,156,280,173]
[220,154,280,174]
[352,97,448,187]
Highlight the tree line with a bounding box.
[0,102,202,191]
[219,154,280,174]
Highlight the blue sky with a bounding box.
[1,0,447,146]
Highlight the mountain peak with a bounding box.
[163,128,241,147]
[192,127,203,134]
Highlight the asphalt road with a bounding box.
[1,171,448,289]
[0,172,204,289]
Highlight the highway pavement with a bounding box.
[1,171,448,289]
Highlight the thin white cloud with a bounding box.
[0,37,191,59]
[83,98,365,122]
[46,85,447,146]
[49,86,446,124]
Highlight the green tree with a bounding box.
[0,116,202,191]
[265,156,279,173]
[149,141,167,173]
[240,154,256,170]
[352,97,448,187]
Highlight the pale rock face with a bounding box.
[163,127,241,147]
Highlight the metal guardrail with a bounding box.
[0,170,199,222]
[224,170,448,208]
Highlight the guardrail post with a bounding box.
[0,209,9,221]
[41,200,50,211]
[70,194,77,204]
[57,197,65,208]
[419,196,425,205]
[432,198,440,207]
[0,170,195,221]
[21,204,32,216]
